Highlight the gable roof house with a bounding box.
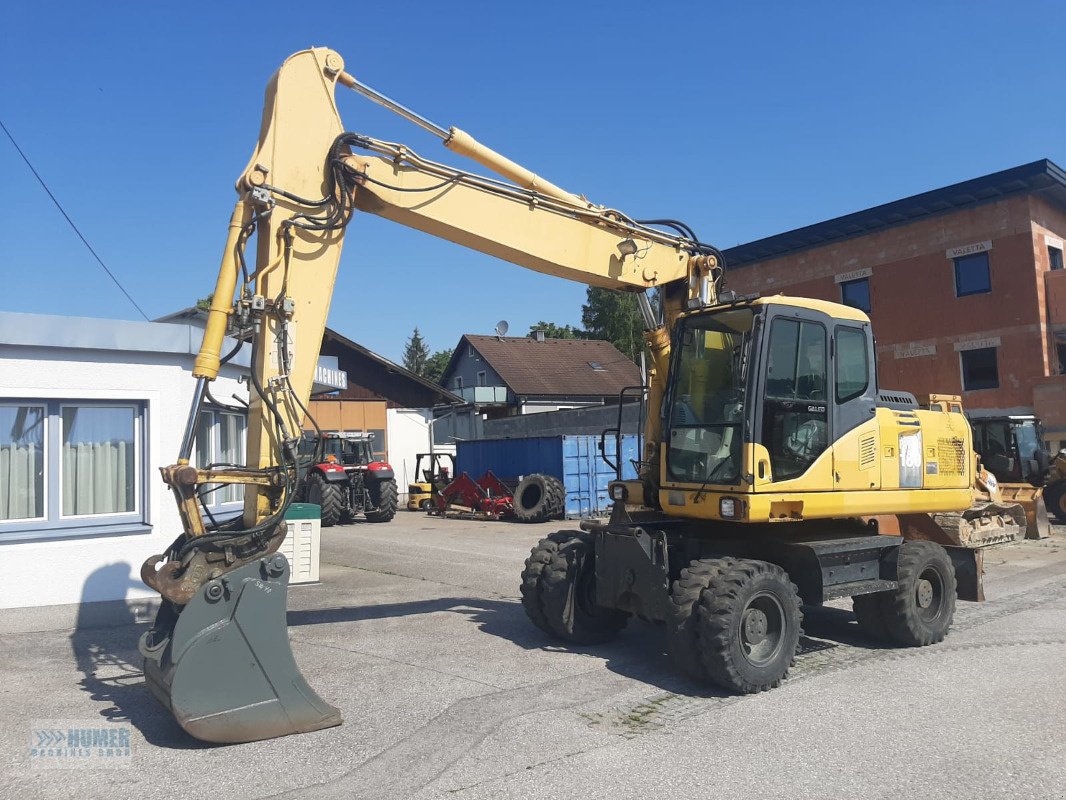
[440,332,641,419]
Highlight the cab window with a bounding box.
[762,318,828,480]
[835,327,869,403]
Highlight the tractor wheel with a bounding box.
[520,531,627,642]
[693,559,802,693]
[667,558,738,678]
[880,541,956,647]
[1044,481,1066,525]
[512,474,565,523]
[365,479,398,523]
[305,472,345,528]
[852,592,892,643]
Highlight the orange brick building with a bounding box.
[722,160,1066,450]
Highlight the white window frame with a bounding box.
[58,402,142,521]
[0,402,48,524]
[0,399,149,540]
[195,408,247,512]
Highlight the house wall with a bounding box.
[385,408,433,500]
[445,343,507,393]
[305,399,389,457]
[0,346,246,612]
[725,195,1064,422]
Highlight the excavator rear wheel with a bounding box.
[880,541,956,647]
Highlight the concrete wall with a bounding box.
[0,346,246,610]
[725,195,1064,415]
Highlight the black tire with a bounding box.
[1044,481,1066,525]
[520,531,575,635]
[667,558,737,678]
[305,472,345,528]
[880,541,956,646]
[512,474,565,523]
[418,498,434,511]
[521,531,627,643]
[693,559,803,693]
[365,478,398,523]
[852,592,892,643]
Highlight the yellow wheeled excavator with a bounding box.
[139,47,1024,744]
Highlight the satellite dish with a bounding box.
[495,320,509,338]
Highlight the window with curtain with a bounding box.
[195,409,247,507]
[0,400,145,538]
[61,405,136,516]
[0,405,45,521]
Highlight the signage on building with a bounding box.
[953,336,1001,352]
[946,240,992,259]
[895,344,937,359]
[834,267,873,284]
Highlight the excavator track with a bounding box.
[931,501,1027,548]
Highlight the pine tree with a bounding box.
[423,349,453,385]
[402,327,431,375]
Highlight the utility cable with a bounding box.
[0,118,150,321]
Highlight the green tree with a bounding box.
[423,349,453,385]
[402,327,431,375]
[528,321,583,340]
[581,287,644,362]
[195,294,213,311]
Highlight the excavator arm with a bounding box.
[139,47,720,743]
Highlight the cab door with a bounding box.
[753,306,833,490]
[831,321,881,490]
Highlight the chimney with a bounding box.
[532,329,546,343]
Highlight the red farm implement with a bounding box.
[431,471,514,520]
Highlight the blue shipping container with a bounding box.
[456,434,639,519]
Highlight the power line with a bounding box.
[0,118,150,321]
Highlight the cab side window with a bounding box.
[762,318,828,480]
[835,327,869,403]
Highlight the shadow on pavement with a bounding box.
[69,563,207,749]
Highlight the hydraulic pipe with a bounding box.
[335,70,585,208]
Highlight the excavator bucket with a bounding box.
[139,554,341,744]
[996,484,1052,539]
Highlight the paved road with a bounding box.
[1,515,1064,799]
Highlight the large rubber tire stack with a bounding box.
[851,540,956,646]
[519,531,628,643]
[365,478,399,523]
[667,558,802,693]
[512,473,565,523]
[304,472,345,528]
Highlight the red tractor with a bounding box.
[297,432,398,526]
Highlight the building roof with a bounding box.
[155,307,459,407]
[453,335,641,398]
[723,158,1066,269]
[320,327,462,408]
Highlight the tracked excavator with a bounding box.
[139,47,1027,744]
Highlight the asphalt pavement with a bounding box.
[1,514,1064,799]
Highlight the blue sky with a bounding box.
[2,1,1064,362]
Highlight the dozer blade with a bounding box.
[997,484,1052,539]
[139,553,341,744]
